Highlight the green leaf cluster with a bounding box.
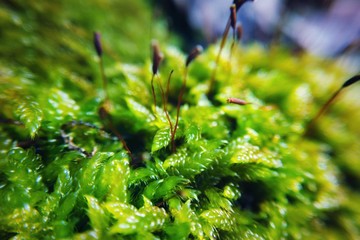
[1,1,360,240]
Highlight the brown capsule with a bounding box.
[233,0,254,11]
[151,40,164,75]
[342,74,360,88]
[230,4,237,30]
[227,97,249,105]
[93,32,102,57]
[185,45,203,67]
[236,24,243,42]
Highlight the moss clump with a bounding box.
[1,1,360,239]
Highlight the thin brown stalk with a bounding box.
[171,46,202,152]
[172,67,188,152]
[151,74,157,114]
[208,18,231,96]
[228,24,242,74]
[230,4,237,40]
[109,121,132,157]
[156,72,174,140]
[93,32,109,102]
[208,0,253,96]
[99,107,132,159]
[305,75,360,136]
[99,57,109,102]
[151,40,164,114]
[305,89,341,136]
[165,70,174,108]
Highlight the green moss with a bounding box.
[1,1,360,239]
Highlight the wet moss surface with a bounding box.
[1,1,360,239]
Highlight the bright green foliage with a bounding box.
[86,195,109,235]
[104,197,167,237]
[15,98,43,138]
[152,127,172,153]
[1,1,360,240]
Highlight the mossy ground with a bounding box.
[1,1,360,239]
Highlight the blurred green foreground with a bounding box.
[1,1,360,239]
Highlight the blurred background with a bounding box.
[1,0,358,75]
[153,0,360,73]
